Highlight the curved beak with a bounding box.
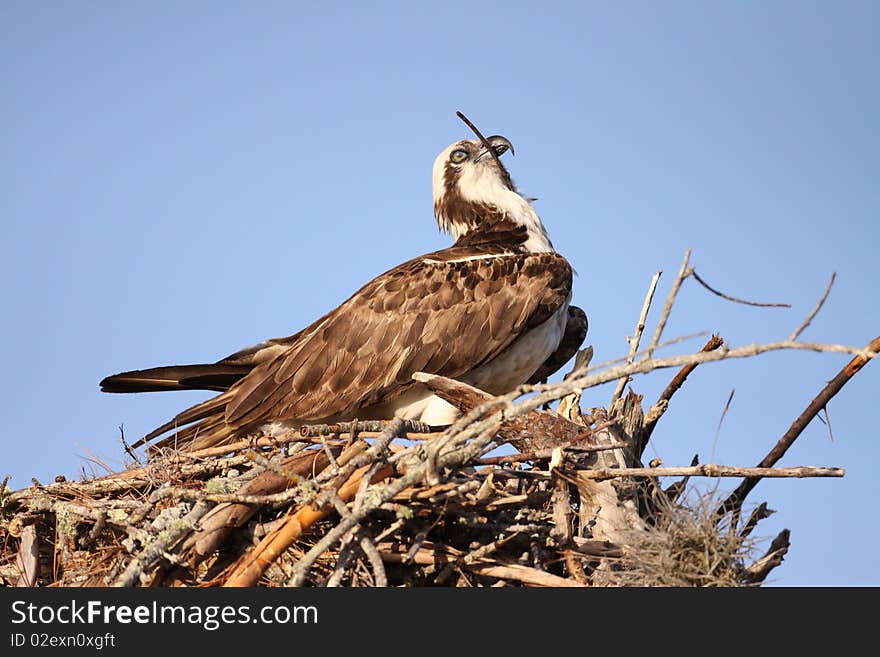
[477,135,515,161]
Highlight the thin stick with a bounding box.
[789,272,836,341]
[611,270,662,405]
[476,441,627,466]
[114,500,213,587]
[691,269,791,308]
[822,406,835,443]
[659,334,726,406]
[325,493,387,588]
[300,419,440,438]
[224,419,404,586]
[742,529,790,584]
[515,338,877,422]
[717,334,880,519]
[456,111,514,190]
[377,542,584,587]
[359,534,387,587]
[710,388,736,463]
[739,501,773,539]
[578,465,843,482]
[224,462,392,587]
[640,334,725,453]
[645,249,692,359]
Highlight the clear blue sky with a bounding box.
[2,2,877,585]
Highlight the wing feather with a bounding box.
[223,250,572,428]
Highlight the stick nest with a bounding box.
[2,253,871,587]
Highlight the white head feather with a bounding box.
[432,139,554,253]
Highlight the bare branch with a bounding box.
[577,464,843,482]
[789,272,836,341]
[742,529,790,584]
[611,270,662,406]
[299,419,440,438]
[718,334,880,519]
[739,502,773,539]
[641,334,725,451]
[646,249,692,359]
[691,269,791,308]
[113,500,213,587]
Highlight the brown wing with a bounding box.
[223,250,572,429]
[527,305,588,383]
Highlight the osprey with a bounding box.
[101,133,587,451]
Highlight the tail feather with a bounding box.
[132,393,232,449]
[100,363,249,394]
[148,415,234,453]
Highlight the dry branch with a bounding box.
[789,272,836,341]
[2,249,869,588]
[224,461,394,587]
[577,465,843,482]
[377,541,584,587]
[742,529,790,584]
[645,249,692,359]
[641,334,725,451]
[718,334,880,518]
[611,270,662,405]
[691,270,791,308]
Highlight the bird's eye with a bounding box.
[450,149,469,163]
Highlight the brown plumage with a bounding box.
[101,133,586,451]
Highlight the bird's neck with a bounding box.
[437,187,555,254]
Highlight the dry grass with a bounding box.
[606,489,758,587]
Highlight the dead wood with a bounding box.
[1,251,871,587]
[718,334,880,519]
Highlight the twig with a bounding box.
[113,500,213,587]
[512,338,877,424]
[299,419,439,438]
[662,454,699,507]
[476,439,626,466]
[577,465,843,482]
[7,454,253,503]
[611,270,662,405]
[278,417,509,586]
[359,534,387,587]
[325,542,358,588]
[325,492,387,587]
[225,462,389,587]
[742,529,790,584]
[645,249,692,359]
[377,541,585,587]
[641,334,725,451]
[717,335,880,519]
[739,502,773,539]
[224,419,404,586]
[789,272,836,341]
[549,450,589,584]
[710,388,736,462]
[821,406,835,443]
[119,425,139,464]
[691,269,791,308]
[456,111,514,190]
[280,469,389,587]
[659,334,726,406]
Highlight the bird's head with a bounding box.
[432,136,553,252]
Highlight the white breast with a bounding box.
[387,297,571,425]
